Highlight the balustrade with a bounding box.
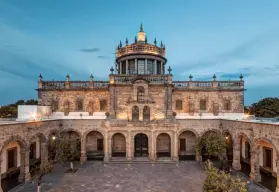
[40,81,109,89]
[117,44,165,57]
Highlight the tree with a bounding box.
[196,132,227,160]
[249,97,279,118]
[203,160,247,192]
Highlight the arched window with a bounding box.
[77,98,83,111]
[175,99,183,110]
[132,106,139,121]
[143,106,150,121]
[100,100,107,112]
[64,100,70,116]
[224,100,231,110]
[137,86,145,103]
[52,100,59,112]
[200,99,207,110]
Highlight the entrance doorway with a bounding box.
[134,133,148,157]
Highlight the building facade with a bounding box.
[1,25,279,192]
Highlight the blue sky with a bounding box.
[0,0,279,105]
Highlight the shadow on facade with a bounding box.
[1,170,21,192]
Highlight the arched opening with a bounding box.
[0,137,27,191]
[178,131,197,161]
[237,134,251,178]
[60,131,81,161]
[48,132,58,161]
[111,133,126,157]
[137,86,145,103]
[224,132,233,164]
[132,106,139,121]
[85,131,104,160]
[143,106,150,121]
[200,130,220,161]
[252,140,277,191]
[156,133,171,158]
[134,133,148,157]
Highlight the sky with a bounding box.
[0,0,279,106]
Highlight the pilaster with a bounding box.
[232,141,241,170]
[249,147,261,182]
[104,132,109,162]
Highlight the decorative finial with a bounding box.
[38,73,43,80]
[90,74,94,80]
[160,41,163,48]
[154,37,157,45]
[110,66,114,74]
[126,38,128,45]
[213,74,216,81]
[145,35,147,43]
[189,74,193,81]
[119,41,122,48]
[134,36,137,43]
[66,74,70,81]
[163,44,165,50]
[240,74,243,80]
[140,22,143,32]
[168,66,172,75]
[117,45,119,49]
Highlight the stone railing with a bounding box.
[173,80,244,89]
[113,74,168,84]
[40,81,109,90]
[117,43,166,58]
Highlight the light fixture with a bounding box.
[226,136,229,140]
[52,135,56,140]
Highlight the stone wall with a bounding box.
[172,90,244,114]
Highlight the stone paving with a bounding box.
[10,161,270,192]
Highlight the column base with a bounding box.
[196,155,202,162]
[80,153,87,163]
[25,172,31,183]
[250,172,261,183]
[232,161,241,171]
[172,156,179,162]
[103,156,110,163]
[126,157,133,161]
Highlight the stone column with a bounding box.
[275,158,279,192]
[172,133,178,161]
[80,137,87,163]
[145,59,147,74]
[104,132,109,162]
[232,140,241,170]
[160,61,163,74]
[135,58,137,74]
[119,61,122,74]
[126,132,132,161]
[154,60,157,74]
[108,135,112,160]
[250,147,261,182]
[0,159,3,192]
[126,60,129,74]
[40,142,48,162]
[149,131,156,161]
[19,150,31,183]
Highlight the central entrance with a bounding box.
[134,133,148,157]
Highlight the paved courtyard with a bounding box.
[10,161,269,192]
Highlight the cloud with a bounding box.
[80,48,100,52]
[97,55,110,59]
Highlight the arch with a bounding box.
[111,133,126,157]
[235,132,252,146]
[200,129,221,138]
[134,133,149,157]
[156,133,171,158]
[28,133,47,146]
[143,106,150,121]
[61,129,82,139]
[252,137,279,157]
[85,130,104,160]
[132,106,139,121]
[178,130,197,161]
[177,128,199,138]
[0,135,27,155]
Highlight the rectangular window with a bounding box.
[121,62,126,74]
[77,99,83,111]
[129,60,135,74]
[7,148,17,169]
[147,60,153,74]
[176,100,183,110]
[97,139,103,151]
[224,100,231,110]
[180,139,186,151]
[137,59,145,74]
[264,148,272,168]
[156,63,161,74]
[200,100,207,110]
